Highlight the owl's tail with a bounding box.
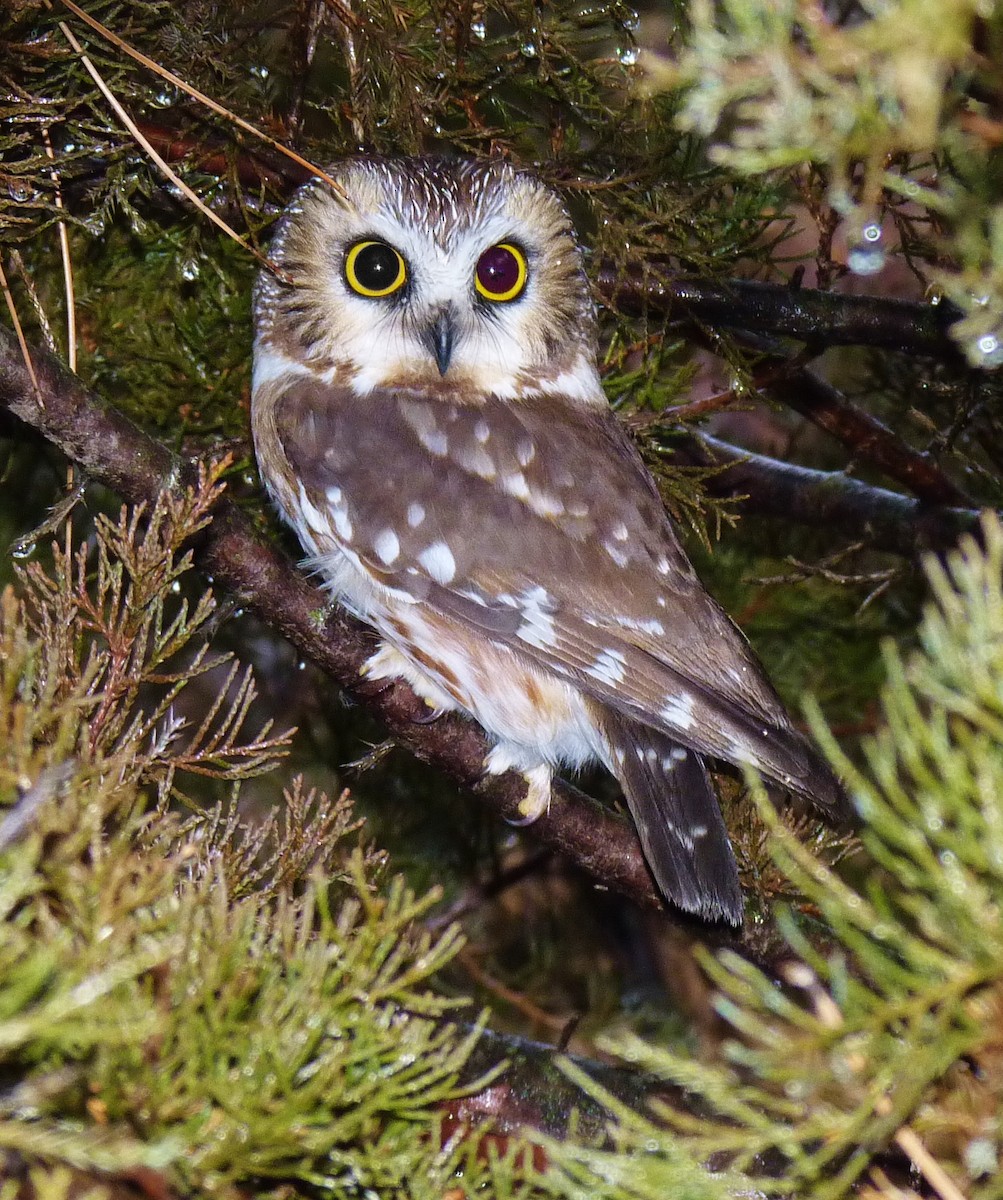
[598,710,744,925]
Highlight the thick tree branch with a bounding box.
[673,432,983,556]
[599,264,961,359]
[767,367,971,507]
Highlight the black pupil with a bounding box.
[477,246,519,295]
[354,242,400,290]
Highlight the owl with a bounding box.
[251,156,850,925]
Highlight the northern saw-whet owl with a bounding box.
[251,156,850,925]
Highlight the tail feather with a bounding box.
[600,711,743,925]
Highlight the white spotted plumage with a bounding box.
[251,155,850,925]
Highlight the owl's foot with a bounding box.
[511,764,553,824]
[484,745,552,825]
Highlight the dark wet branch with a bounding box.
[673,432,983,557]
[767,367,971,507]
[599,264,961,359]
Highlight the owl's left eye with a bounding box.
[344,240,408,298]
[475,243,527,303]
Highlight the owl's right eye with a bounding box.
[344,240,408,298]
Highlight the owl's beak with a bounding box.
[424,310,455,376]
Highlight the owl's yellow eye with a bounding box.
[475,243,527,303]
[344,240,408,298]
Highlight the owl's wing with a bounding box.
[272,376,848,821]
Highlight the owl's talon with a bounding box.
[413,705,446,725]
[500,762,552,826]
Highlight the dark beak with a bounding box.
[424,310,455,376]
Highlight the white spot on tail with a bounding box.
[407,502,426,528]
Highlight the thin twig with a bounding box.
[674,432,983,558]
[42,127,76,372]
[57,0,351,205]
[0,259,41,402]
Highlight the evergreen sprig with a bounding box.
[0,466,514,1200]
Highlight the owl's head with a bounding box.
[254,157,600,401]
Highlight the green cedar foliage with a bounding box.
[661,0,1003,367]
[0,466,512,1199]
[549,516,1003,1197]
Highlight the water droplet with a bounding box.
[471,19,486,39]
[180,259,200,281]
[617,45,638,65]
[521,41,537,57]
[250,64,270,80]
[975,333,1003,367]
[10,538,35,560]
[170,580,182,594]
[8,180,33,202]
[847,245,884,275]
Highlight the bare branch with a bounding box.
[599,264,961,359]
[673,432,983,556]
